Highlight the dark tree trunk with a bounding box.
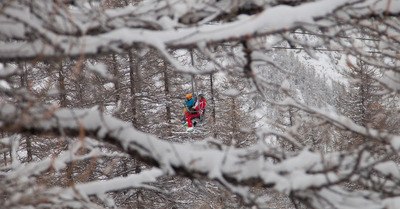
[128,50,138,126]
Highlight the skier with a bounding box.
[182,94,195,125]
[184,94,195,110]
[185,94,206,132]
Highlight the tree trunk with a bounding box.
[20,62,33,162]
[26,138,32,162]
[163,60,171,121]
[58,60,67,107]
[128,50,138,126]
[288,108,295,151]
[112,54,120,103]
[163,59,173,135]
[231,98,238,147]
[210,74,217,137]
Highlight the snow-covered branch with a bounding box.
[0,0,398,63]
[1,101,400,208]
[3,166,163,209]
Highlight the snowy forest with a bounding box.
[1,0,400,208]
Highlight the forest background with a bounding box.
[1,0,400,209]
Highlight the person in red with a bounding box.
[185,94,206,132]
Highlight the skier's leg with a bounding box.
[182,107,188,123]
[188,113,201,127]
[187,115,193,127]
[186,112,192,127]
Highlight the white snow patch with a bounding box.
[374,161,400,178]
[281,79,290,90]
[87,62,113,79]
[222,88,240,97]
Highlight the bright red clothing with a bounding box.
[186,98,206,127]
